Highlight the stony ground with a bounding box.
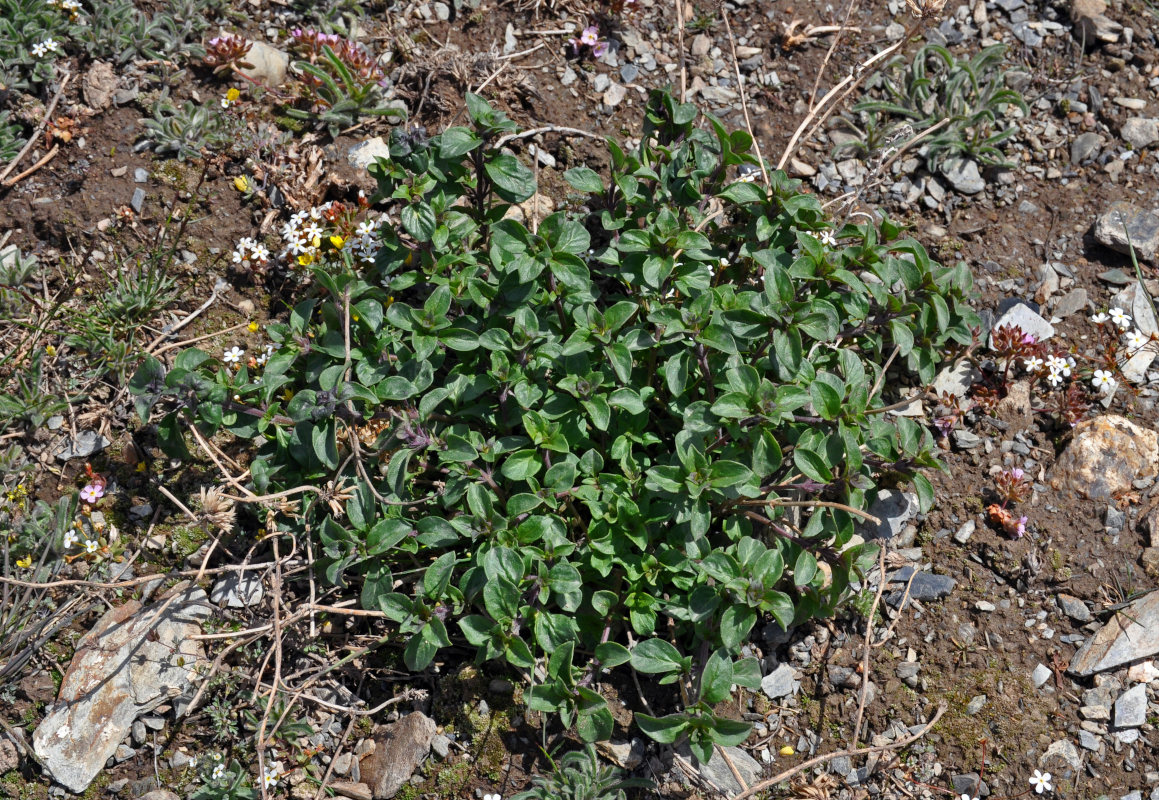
[2,0,1159,799]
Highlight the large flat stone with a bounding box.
[32,585,211,793]
[1094,201,1159,262]
[1048,415,1159,501]
[358,712,436,799]
[1069,590,1159,676]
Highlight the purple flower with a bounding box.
[1021,332,1036,345]
[80,483,104,504]
[1010,467,1024,480]
[580,25,599,46]
[592,40,608,58]
[1016,516,1027,538]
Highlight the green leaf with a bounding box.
[594,641,631,668]
[485,153,536,202]
[630,638,686,675]
[401,204,436,242]
[423,552,456,599]
[440,126,482,158]
[699,649,734,705]
[720,606,756,650]
[564,166,604,194]
[708,716,752,747]
[501,449,542,481]
[636,713,690,744]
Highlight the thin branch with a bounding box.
[0,72,72,184]
[722,7,768,187]
[492,124,602,151]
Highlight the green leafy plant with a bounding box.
[0,350,69,431]
[141,96,232,160]
[0,111,25,163]
[0,0,72,89]
[850,42,1028,172]
[71,0,213,65]
[512,745,650,800]
[284,35,405,137]
[134,91,977,758]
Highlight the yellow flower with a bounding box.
[297,252,314,266]
[405,250,414,266]
[281,389,295,403]
[248,321,259,333]
[329,235,345,250]
[779,745,794,756]
[226,88,240,103]
[351,313,359,322]
[136,462,147,473]
[16,555,32,569]
[45,344,57,357]
[233,175,250,193]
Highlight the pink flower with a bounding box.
[80,483,104,504]
[592,40,608,58]
[1010,467,1024,480]
[580,25,599,46]
[1016,516,1027,538]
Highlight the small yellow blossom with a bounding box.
[281,389,295,403]
[297,252,314,266]
[779,745,794,756]
[226,88,240,103]
[329,235,345,250]
[248,321,259,333]
[351,313,359,322]
[136,462,147,473]
[45,344,57,357]
[233,175,250,193]
[16,554,32,568]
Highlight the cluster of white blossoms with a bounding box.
[791,229,839,259]
[30,38,63,57]
[47,0,81,17]
[231,236,272,271]
[279,203,385,267]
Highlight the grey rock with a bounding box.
[504,23,517,54]
[975,601,996,612]
[990,302,1055,346]
[210,572,264,608]
[1057,593,1092,622]
[56,431,110,461]
[333,752,353,776]
[1113,683,1147,728]
[348,138,391,171]
[133,168,148,183]
[1050,415,1159,503]
[603,83,627,108]
[886,568,956,607]
[896,662,920,679]
[1053,288,1088,318]
[430,734,450,760]
[1105,505,1126,531]
[82,61,118,111]
[1115,728,1140,745]
[238,39,289,86]
[940,156,985,194]
[596,739,646,769]
[761,663,798,699]
[953,520,976,544]
[620,64,639,83]
[359,712,436,799]
[131,719,146,745]
[559,67,577,86]
[1069,589,1159,675]
[965,694,987,715]
[951,774,988,797]
[488,678,514,695]
[433,2,450,20]
[1078,730,1101,751]
[32,585,212,793]
[0,738,17,774]
[1040,739,1081,774]
[130,188,146,213]
[1122,118,1159,149]
[592,73,610,92]
[690,34,711,56]
[1032,663,1052,688]
[829,755,852,776]
[933,360,983,399]
[861,490,919,540]
[1094,201,1159,262]
[1010,20,1043,46]
[677,744,762,798]
[138,792,177,800]
[953,430,984,450]
[1071,132,1104,163]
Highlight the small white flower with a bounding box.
[1046,368,1064,388]
[356,220,376,236]
[1029,770,1052,794]
[818,230,838,248]
[1090,311,1109,324]
[1125,329,1149,350]
[211,763,225,780]
[1109,307,1132,329]
[302,223,324,241]
[1045,355,1071,377]
[187,756,197,769]
[263,768,280,789]
[63,530,79,549]
[1023,356,1044,372]
[959,795,978,800]
[31,38,60,58]
[222,346,245,364]
[83,539,98,554]
[483,794,501,800]
[250,244,271,262]
[1092,369,1116,392]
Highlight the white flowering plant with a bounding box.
[132,90,978,760]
